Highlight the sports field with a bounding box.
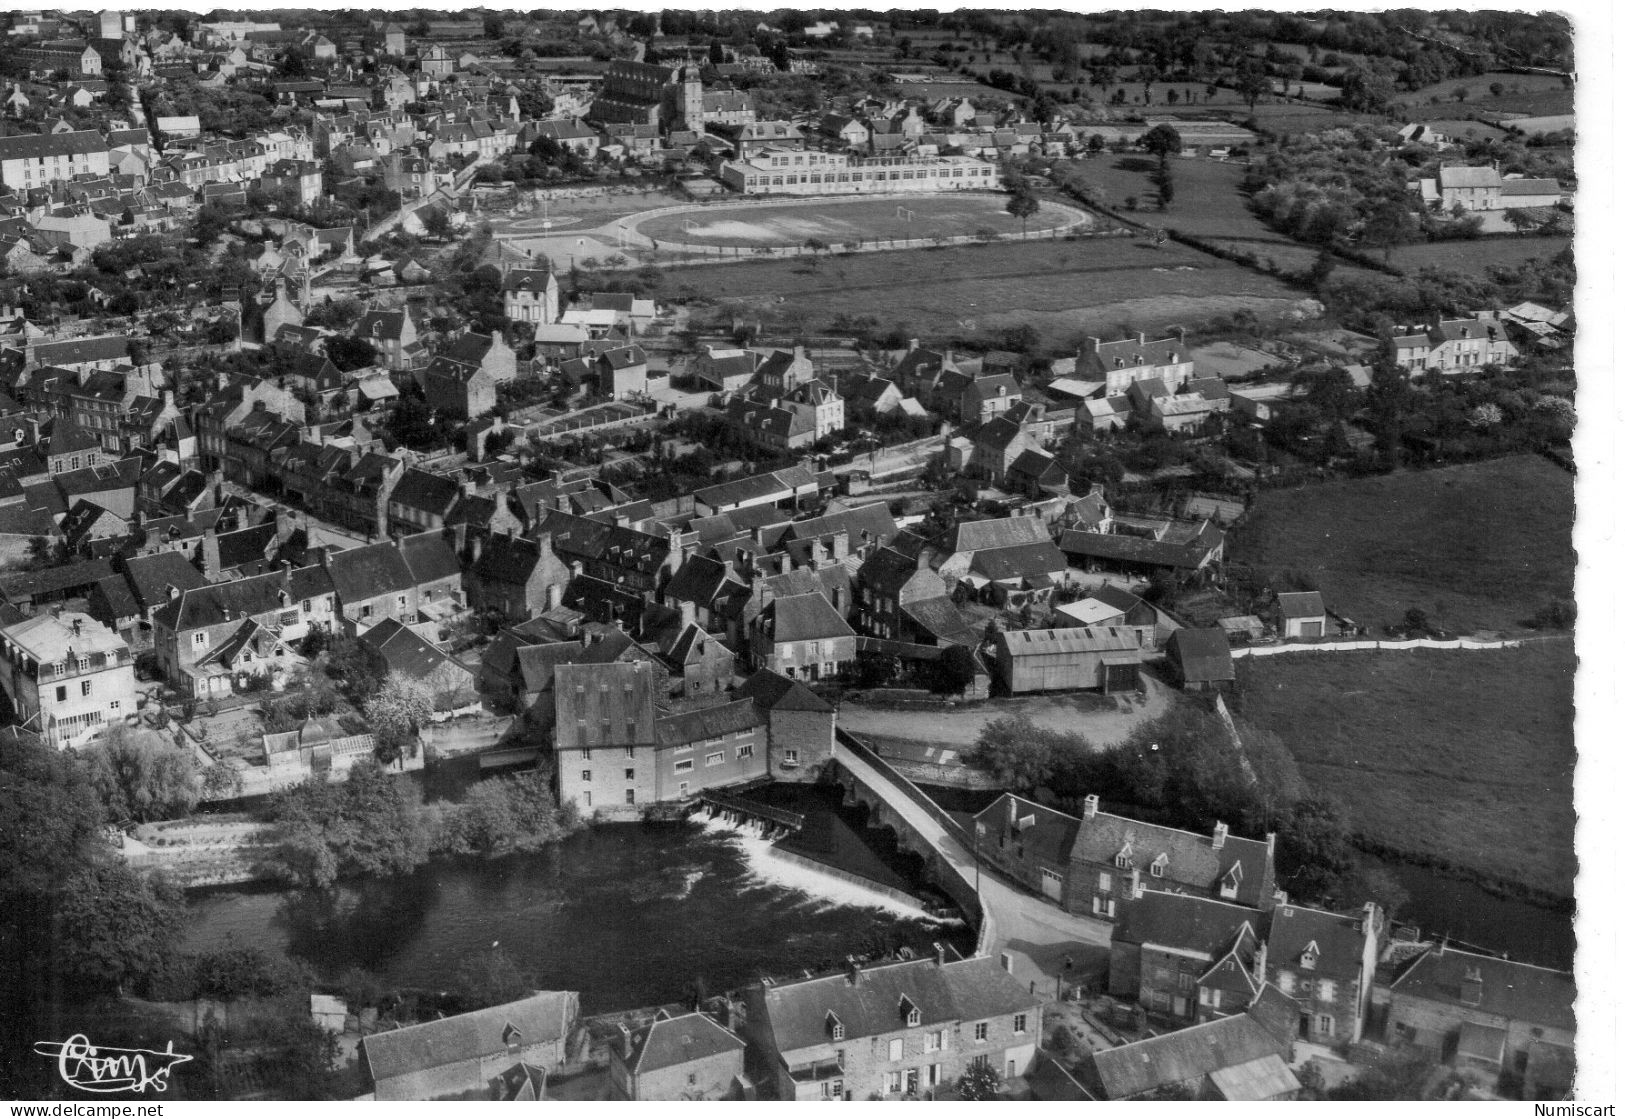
[635,194,1083,249]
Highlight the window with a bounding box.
[831,1021,845,1042]
[580,769,591,782]
[1097,872,1112,892]
[582,791,591,807]
[580,748,591,761]
[884,1071,903,1094]
[1178,972,1194,991]
[705,752,723,767]
[888,1038,903,1061]
[924,1030,942,1052]
[905,1007,920,1027]
[109,700,119,711]
[973,1022,987,1042]
[1014,1014,1027,1034]
[192,632,207,647]
[782,750,798,766]
[674,759,693,773]
[736,743,754,760]
[77,656,88,672]
[678,781,689,796]
[624,768,635,781]
[55,685,66,703]
[81,680,91,697]
[1318,1014,1334,1035]
[625,788,635,805]
[625,745,636,760]
[1114,852,1130,869]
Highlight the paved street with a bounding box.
[833,742,1113,998]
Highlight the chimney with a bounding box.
[830,529,848,562]
[933,942,947,967]
[617,1023,633,1059]
[548,582,563,610]
[71,617,82,638]
[200,528,220,580]
[1086,336,1101,353]
[845,958,862,986]
[907,338,919,352]
[1007,795,1017,827]
[1130,867,1143,899]
[163,389,175,409]
[1252,942,1268,986]
[915,548,930,571]
[1362,901,1379,937]
[777,554,790,575]
[1083,794,1098,818]
[679,600,696,628]
[1137,332,1146,346]
[1212,822,1228,850]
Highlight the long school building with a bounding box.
[718,147,998,196]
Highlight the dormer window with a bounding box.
[1300,941,1319,971]
[900,995,920,1027]
[1150,853,1167,878]
[1219,862,1242,900]
[827,1012,845,1041]
[1114,841,1132,869]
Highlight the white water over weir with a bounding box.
[695,813,961,925]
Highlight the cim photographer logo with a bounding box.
[33,1034,193,1094]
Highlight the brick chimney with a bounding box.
[1007,795,1017,827]
[1252,942,1268,986]
[845,958,862,986]
[679,600,696,628]
[1212,822,1228,850]
[617,1023,633,1059]
[1083,794,1099,818]
[830,529,848,562]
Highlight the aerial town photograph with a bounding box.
[0,3,1597,1106]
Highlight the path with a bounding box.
[832,739,1113,998]
[839,676,1173,749]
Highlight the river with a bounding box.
[182,813,973,1015]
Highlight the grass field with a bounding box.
[635,194,1080,249]
[667,235,1307,347]
[1232,455,1575,635]
[1233,644,1576,896]
[1386,235,1571,275]
[1399,70,1571,115]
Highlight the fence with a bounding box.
[1232,636,1524,659]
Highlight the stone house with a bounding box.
[742,954,1042,1100]
[1384,944,1574,1087]
[1076,331,1193,396]
[738,668,835,781]
[467,531,571,622]
[357,617,476,707]
[610,1010,745,1101]
[502,266,559,325]
[324,540,420,633]
[748,592,856,682]
[355,307,422,371]
[359,991,579,1101]
[0,610,137,748]
[971,793,1278,920]
[1109,889,1265,1024]
[855,545,945,641]
[1265,901,1384,1046]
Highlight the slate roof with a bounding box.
[552,660,659,749]
[757,956,1037,1054]
[899,596,979,646]
[1438,165,1501,188]
[398,530,460,585]
[1087,990,1294,1100]
[1266,903,1369,981]
[1275,591,1325,620]
[994,626,1141,659]
[739,667,830,712]
[655,697,762,748]
[30,334,128,367]
[761,592,853,644]
[121,550,208,614]
[664,554,735,606]
[622,1010,744,1075]
[502,267,555,293]
[0,556,112,602]
[92,573,137,619]
[151,565,333,633]
[941,519,1045,562]
[1168,626,1236,683]
[1390,945,1574,1032]
[1113,890,1262,957]
[538,508,669,576]
[968,540,1067,582]
[326,540,416,602]
[361,992,576,1084]
[474,532,549,585]
[391,467,462,517]
[1058,529,1214,571]
[359,617,472,685]
[693,464,816,511]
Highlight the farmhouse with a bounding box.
[991,626,1142,695]
[359,991,580,1101]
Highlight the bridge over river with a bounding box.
[831,730,1113,996]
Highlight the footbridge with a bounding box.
[831,729,1112,993]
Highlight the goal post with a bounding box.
[895,204,914,222]
[681,217,699,232]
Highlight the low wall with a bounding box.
[765,846,929,911]
[1232,636,1523,658]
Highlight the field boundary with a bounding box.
[1233,636,1526,658]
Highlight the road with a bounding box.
[839,678,1172,749]
[832,740,1113,998]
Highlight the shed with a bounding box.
[1166,627,1234,691]
[1272,591,1326,639]
[992,626,1141,695]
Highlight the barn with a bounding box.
[992,626,1142,695]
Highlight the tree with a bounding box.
[1140,122,1182,164]
[1276,796,1354,901]
[1363,201,1419,263]
[1235,60,1272,110]
[956,1063,1003,1100]
[442,771,573,858]
[53,862,184,995]
[365,672,434,764]
[1086,133,1106,155]
[1005,190,1040,236]
[1452,84,1470,103]
[421,207,453,240]
[326,334,379,372]
[81,726,200,824]
[270,761,434,889]
[969,715,1088,793]
[450,946,531,1012]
